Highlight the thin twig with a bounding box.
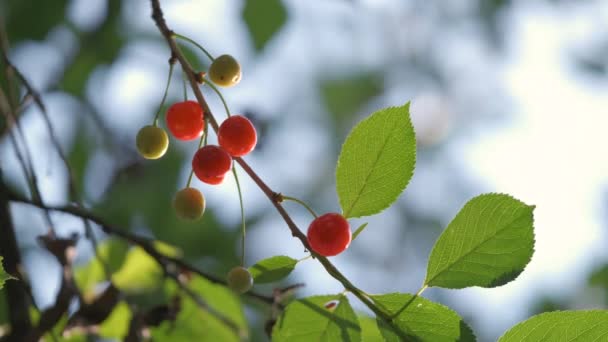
[6,189,275,306]
[0,32,111,279]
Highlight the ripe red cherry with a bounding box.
[218,115,257,157]
[192,145,232,184]
[307,213,351,257]
[166,100,205,140]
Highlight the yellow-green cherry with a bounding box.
[173,187,206,221]
[227,266,253,294]
[136,125,169,159]
[209,54,241,87]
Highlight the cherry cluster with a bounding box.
[135,48,352,294]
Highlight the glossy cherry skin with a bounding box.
[307,213,351,257]
[136,125,169,160]
[166,101,205,141]
[218,115,257,157]
[192,145,232,184]
[209,54,241,87]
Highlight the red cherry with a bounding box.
[197,174,225,185]
[218,115,257,157]
[307,213,351,257]
[166,101,205,140]
[192,145,232,184]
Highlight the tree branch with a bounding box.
[0,170,31,341]
[148,0,407,338]
[6,189,275,306]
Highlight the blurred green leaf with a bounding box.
[98,301,132,339]
[112,241,180,293]
[322,73,384,124]
[528,296,567,316]
[74,238,129,296]
[359,314,383,342]
[249,255,297,284]
[243,0,288,52]
[0,256,15,289]
[60,0,125,96]
[425,193,535,289]
[589,263,608,288]
[67,121,94,201]
[152,276,247,341]
[4,0,68,42]
[28,309,86,342]
[336,103,416,218]
[498,310,608,341]
[272,295,361,341]
[371,293,475,342]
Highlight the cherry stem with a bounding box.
[182,71,188,101]
[153,63,174,127]
[205,80,231,117]
[281,195,318,218]
[173,32,215,62]
[297,254,312,263]
[351,222,368,241]
[232,166,246,266]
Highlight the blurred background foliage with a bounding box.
[0,0,607,341]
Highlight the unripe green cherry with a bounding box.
[136,125,169,160]
[209,54,241,87]
[173,187,205,221]
[226,266,253,294]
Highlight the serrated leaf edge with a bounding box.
[336,102,416,219]
[424,192,536,289]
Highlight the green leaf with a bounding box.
[425,193,535,289]
[112,241,180,293]
[98,301,132,339]
[5,0,67,42]
[321,73,384,124]
[272,295,361,341]
[498,310,608,341]
[371,293,475,342]
[249,256,298,284]
[243,0,288,52]
[589,263,608,288]
[67,120,94,200]
[74,238,129,296]
[152,276,247,341]
[0,256,15,290]
[336,103,416,218]
[359,314,384,342]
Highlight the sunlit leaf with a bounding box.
[152,276,247,341]
[359,314,384,342]
[425,193,535,289]
[0,256,15,290]
[98,301,132,339]
[336,103,416,218]
[498,310,608,342]
[273,295,361,341]
[74,238,129,296]
[249,256,297,284]
[112,241,180,293]
[372,293,475,342]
